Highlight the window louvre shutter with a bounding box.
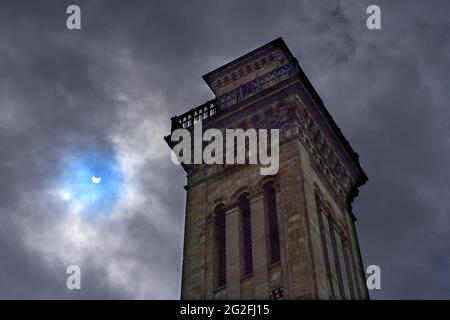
[265,183,281,264]
[214,205,226,288]
[239,195,253,277]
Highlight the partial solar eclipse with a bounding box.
[91,176,102,184]
[59,151,124,213]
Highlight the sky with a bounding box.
[0,0,449,299]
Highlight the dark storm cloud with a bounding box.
[0,0,449,298]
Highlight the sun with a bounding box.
[91,176,102,184]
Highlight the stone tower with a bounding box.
[165,38,368,300]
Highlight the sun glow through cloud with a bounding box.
[58,151,125,215]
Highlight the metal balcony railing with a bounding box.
[171,62,297,131]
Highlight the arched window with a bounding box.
[239,193,253,277]
[264,182,281,264]
[214,204,226,288]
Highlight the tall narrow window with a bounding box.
[214,205,226,289]
[264,182,281,264]
[315,190,335,296]
[239,194,253,277]
[343,244,357,299]
[331,224,352,299]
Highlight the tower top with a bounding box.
[202,37,296,96]
[166,37,367,209]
